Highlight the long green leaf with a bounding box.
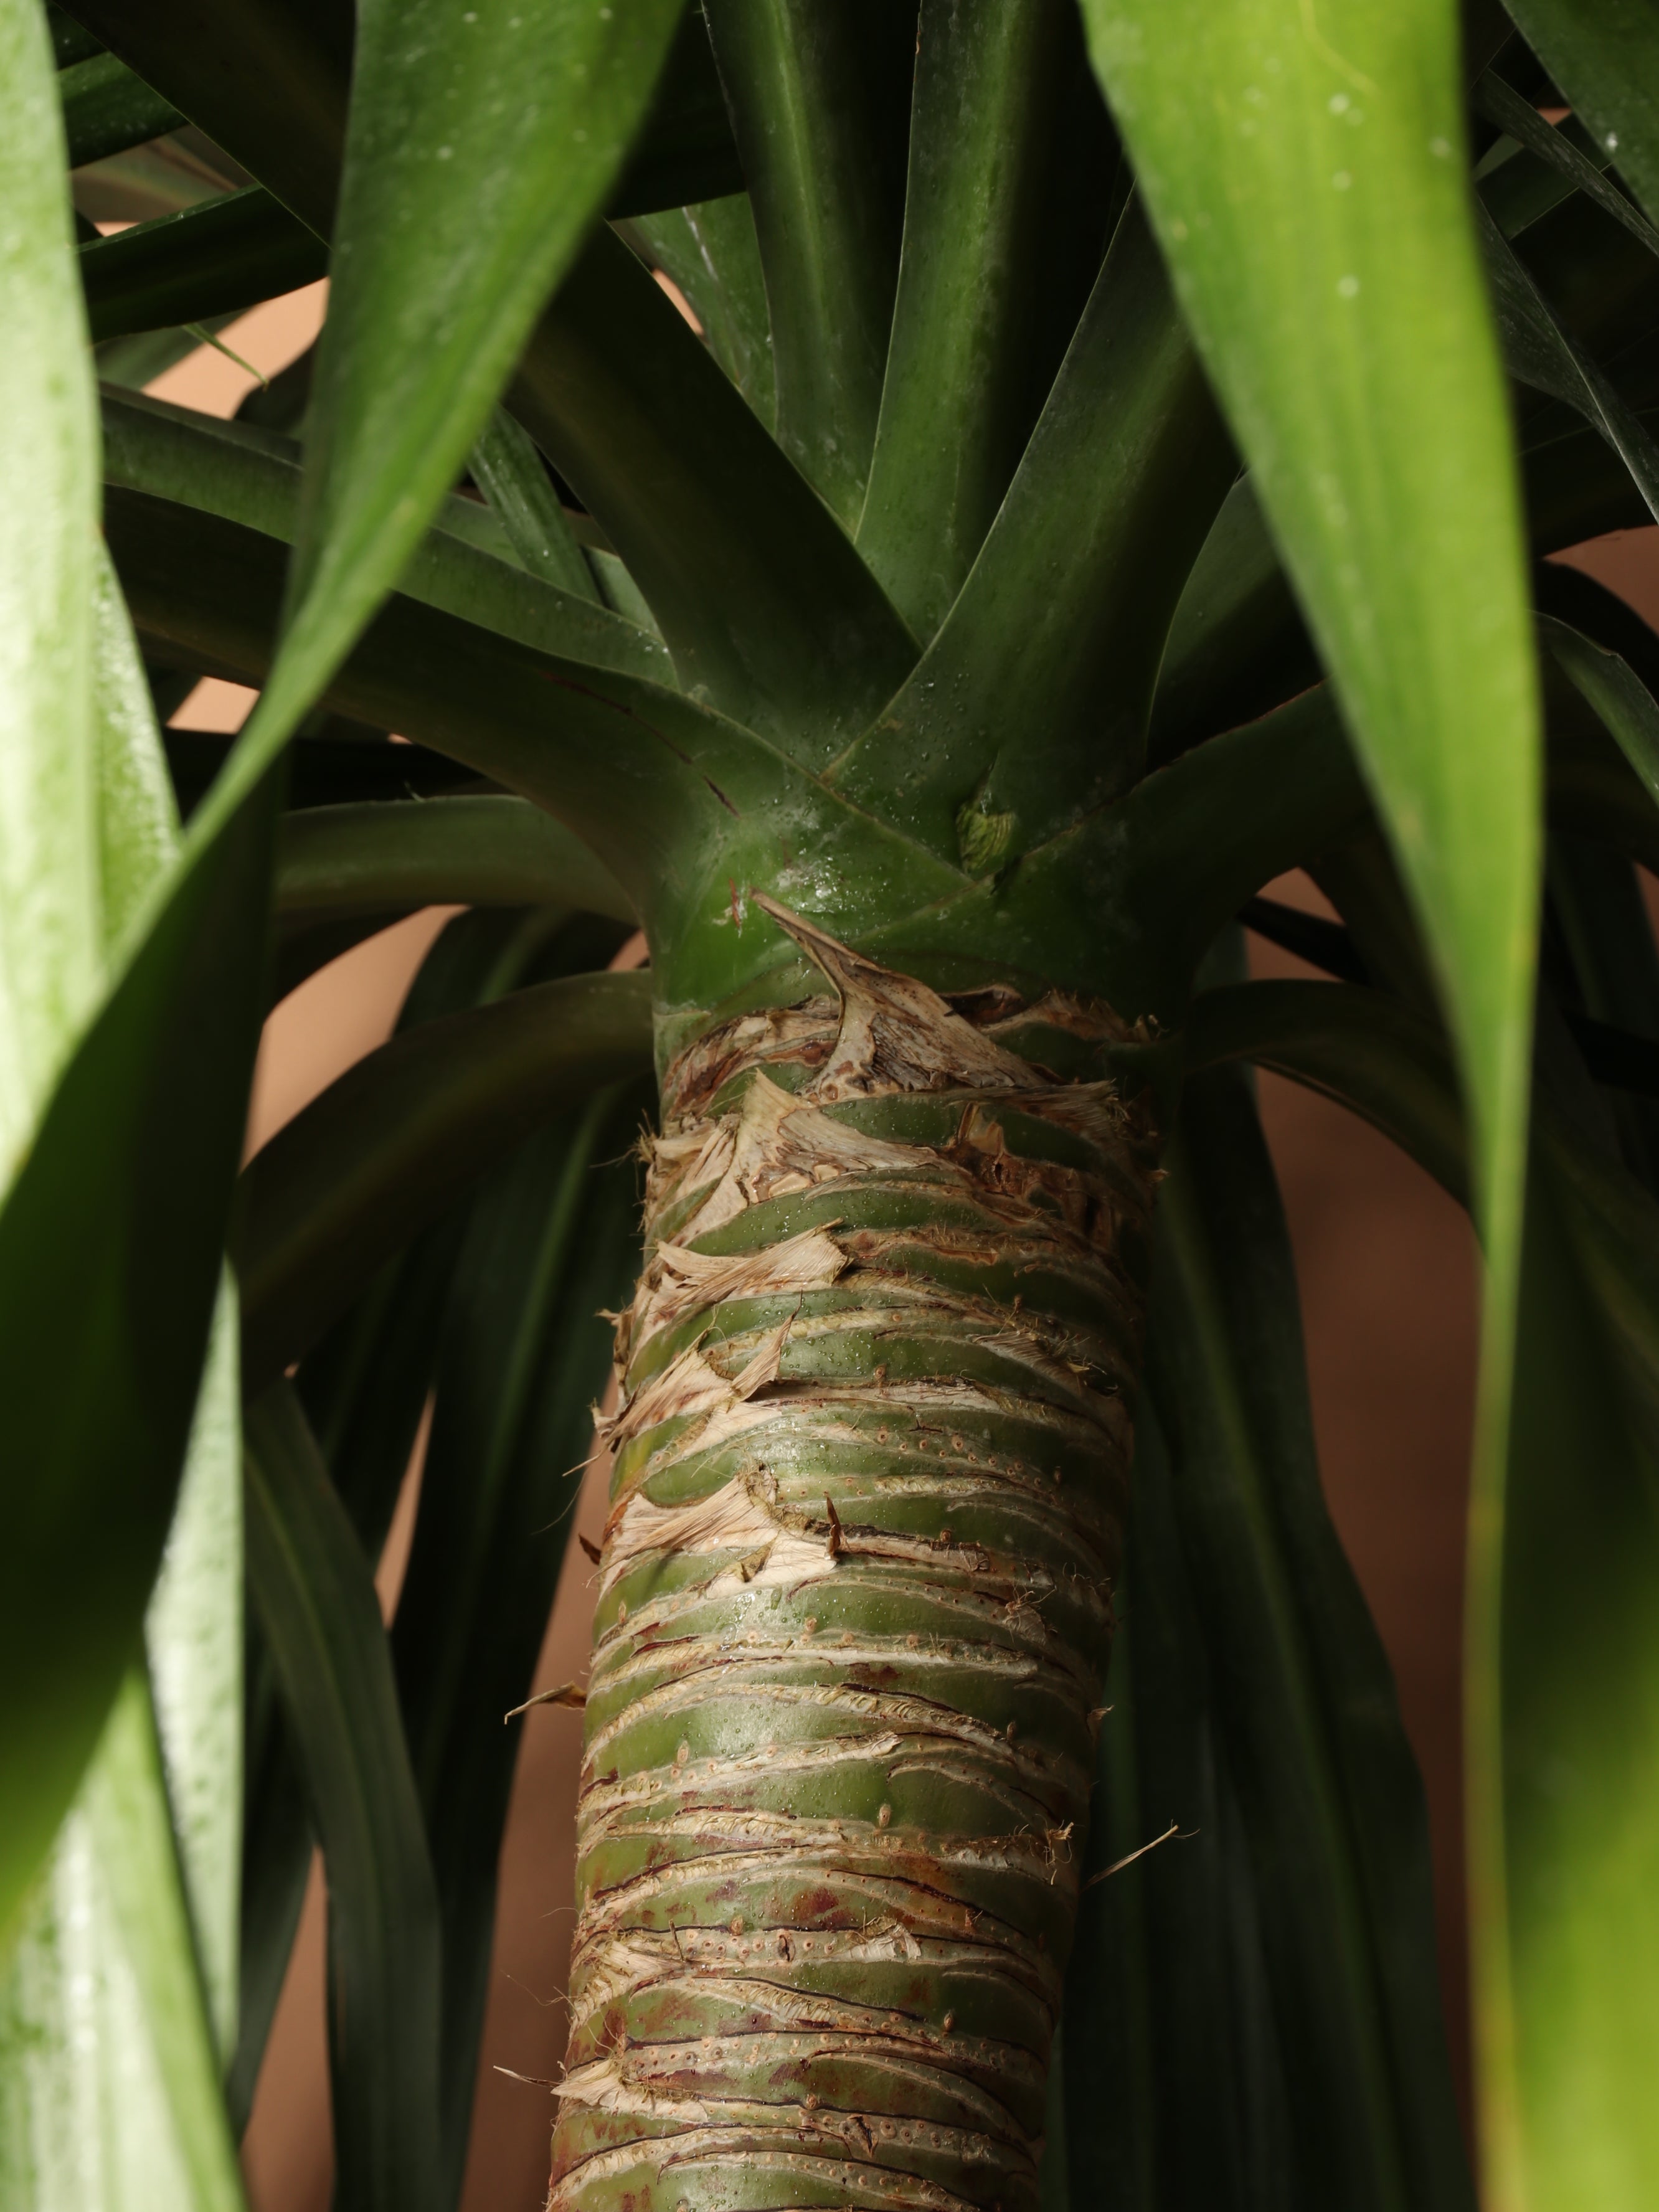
[243,1382,442,2212]
[80,187,327,345]
[511,223,919,760]
[0,1676,245,2212]
[1148,1068,1471,2211]
[146,1283,242,2062]
[618,197,777,425]
[235,909,542,2126]
[0,559,246,2203]
[1475,70,1659,257]
[831,196,1234,858]
[1543,608,1659,808]
[1185,979,1467,1204]
[1496,1115,1659,2208]
[243,0,683,787]
[1064,1409,1292,2210]
[59,50,184,168]
[1479,203,1659,521]
[237,968,654,1387]
[702,0,908,524]
[857,0,1113,639]
[81,1677,245,2212]
[101,390,670,682]
[0,0,100,1197]
[59,0,351,235]
[393,1079,646,2193]
[1082,0,1537,1244]
[1079,19,1539,2172]
[468,404,600,604]
[276,796,635,921]
[1501,0,1659,229]
[607,3,744,215]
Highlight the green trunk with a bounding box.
[551,903,1160,2212]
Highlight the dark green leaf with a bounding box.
[60,50,184,168]
[275,797,635,922]
[858,0,1116,639]
[245,0,684,795]
[166,729,476,824]
[702,0,912,524]
[831,196,1234,859]
[80,186,326,345]
[236,968,654,1388]
[393,1080,647,2194]
[512,224,919,759]
[1145,1069,1472,2211]
[59,0,352,235]
[1543,606,1659,806]
[1501,0,1659,229]
[243,1381,442,2212]
[1480,202,1659,520]
[607,3,744,216]
[618,197,777,427]
[102,390,671,681]
[1475,70,1659,256]
[469,405,601,604]
[1184,980,1467,1206]
[45,2,101,69]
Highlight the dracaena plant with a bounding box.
[4,0,1659,2206]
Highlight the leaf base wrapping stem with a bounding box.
[551,904,1161,2212]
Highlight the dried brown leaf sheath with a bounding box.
[550,909,1159,2212]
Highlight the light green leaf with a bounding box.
[1498,1119,1659,2210]
[93,543,245,2055]
[1081,0,1537,1242]
[0,1678,243,2212]
[146,1282,242,2063]
[91,543,177,951]
[80,1678,245,2212]
[1502,0,1659,228]
[0,0,100,1195]
[0,510,245,2206]
[1079,15,1539,2177]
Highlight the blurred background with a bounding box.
[146,276,1659,2212]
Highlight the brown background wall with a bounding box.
[153,285,1659,2212]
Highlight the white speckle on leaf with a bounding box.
[1429,136,1451,158]
[1332,169,1351,189]
[1336,273,1359,298]
[1328,92,1350,115]
[437,144,453,159]
[1169,217,1189,241]
[1607,132,1619,150]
